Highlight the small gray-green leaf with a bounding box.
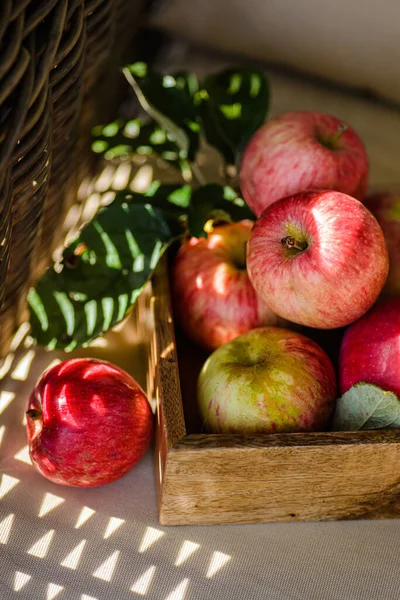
[332,382,400,431]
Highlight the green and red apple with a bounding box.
[197,327,337,434]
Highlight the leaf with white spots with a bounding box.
[29,193,185,350]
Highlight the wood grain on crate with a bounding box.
[146,255,400,526]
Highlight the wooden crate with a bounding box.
[138,255,400,526]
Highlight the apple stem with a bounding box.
[26,408,42,421]
[329,123,348,145]
[281,236,308,251]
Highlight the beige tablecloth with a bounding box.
[1,42,400,600]
[1,322,400,600]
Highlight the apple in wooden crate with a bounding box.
[364,190,400,297]
[26,358,153,487]
[197,327,337,433]
[247,189,389,329]
[240,110,369,216]
[172,220,285,351]
[339,296,400,396]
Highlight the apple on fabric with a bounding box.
[26,358,153,487]
[339,296,400,397]
[247,189,389,329]
[197,327,337,434]
[171,219,285,351]
[364,190,400,297]
[240,110,369,216]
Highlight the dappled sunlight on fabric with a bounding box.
[75,506,96,529]
[11,350,35,381]
[0,514,14,544]
[14,445,32,464]
[0,423,5,445]
[0,474,19,499]
[165,578,190,600]
[139,526,165,552]
[175,540,201,566]
[38,493,65,518]
[27,529,55,558]
[104,516,125,539]
[14,571,31,592]
[206,551,232,578]
[10,322,31,352]
[60,540,87,569]
[46,583,64,600]
[0,353,15,379]
[0,391,15,414]
[92,550,120,581]
[130,565,156,595]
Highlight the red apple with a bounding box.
[26,358,153,487]
[172,220,284,351]
[197,326,337,433]
[247,189,389,329]
[240,111,369,216]
[339,297,400,396]
[364,190,400,297]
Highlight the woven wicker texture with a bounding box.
[0,0,146,356]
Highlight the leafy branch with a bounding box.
[29,62,270,350]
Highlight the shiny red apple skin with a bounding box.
[339,297,400,396]
[240,111,369,216]
[26,358,153,487]
[172,220,284,351]
[247,190,389,329]
[364,190,400,297]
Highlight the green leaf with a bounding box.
[332,383,400,431]
[197,67,270,165]
[92,118,187,173]
[123,63,200,161]
[113,182,192,232]
[28,199,184,350]
[188,184,254,238]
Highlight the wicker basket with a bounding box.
[0,0,147,356]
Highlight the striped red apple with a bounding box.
[172,220,285,351]
[364,190,400,297]
[240,111,369,216]
[247,189,389,329]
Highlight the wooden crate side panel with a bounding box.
[159,435,400,525]
[152,257,186,451]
